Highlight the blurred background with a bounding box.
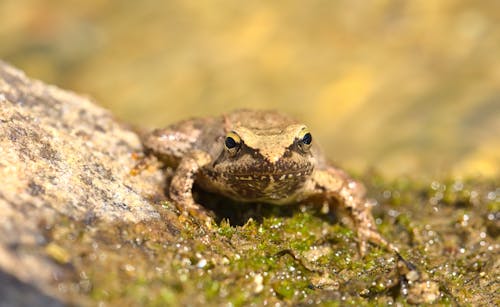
[1,0,498,178]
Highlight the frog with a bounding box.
[142,109,397,255]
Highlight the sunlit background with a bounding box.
[1,0,498,178]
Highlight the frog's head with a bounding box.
[209,123,316,203]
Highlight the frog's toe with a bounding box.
[358,238,368,257]
[192,210,215,229]
[182,204,215,229]
[357,227,399,256]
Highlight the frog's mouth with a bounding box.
[228,167,313,181]
[218,165,313,203]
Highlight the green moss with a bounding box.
[272,279,297,299]
[37,175,499,305]
[217,219,235,238]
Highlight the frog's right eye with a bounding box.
[224,131,241,156]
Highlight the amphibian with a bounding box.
[143,109,397,255]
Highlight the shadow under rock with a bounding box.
[0,270,64,307]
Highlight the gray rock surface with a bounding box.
[0,61,166,304]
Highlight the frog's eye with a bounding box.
[224,131,241,156]
[297,128,312,152]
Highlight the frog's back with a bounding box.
[225,109,298,132]
[142,115,224,166]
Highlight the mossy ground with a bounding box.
[43,175,498,305]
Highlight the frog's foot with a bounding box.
[170,180,214,228]
[338,180,398,256]
[175,199,215,229]
[309,167,398,255]
[355,215,399,256]
[169,150,213,228]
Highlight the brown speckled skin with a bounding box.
[143,109,397,254]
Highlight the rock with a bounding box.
[0,61,166,304]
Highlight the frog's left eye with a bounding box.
[297,128,312,152]
[224,131,241,156]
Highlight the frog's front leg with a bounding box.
[309,167,398,255]
[170,150,213,227]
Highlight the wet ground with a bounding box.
[42,173,499,305]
